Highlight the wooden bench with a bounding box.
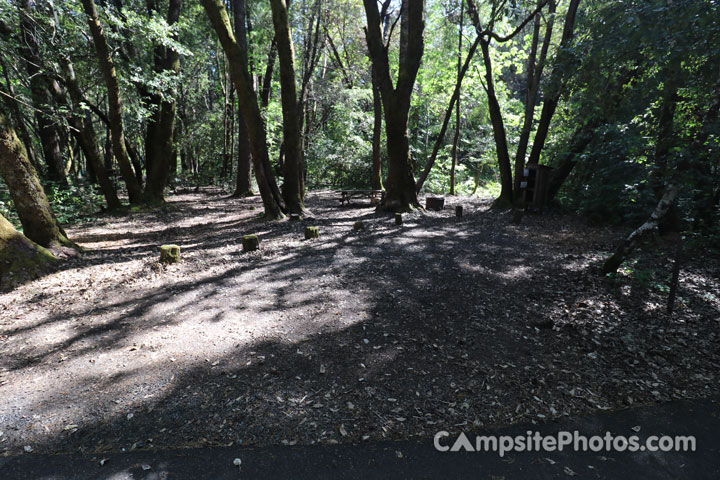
[339,189,385,206]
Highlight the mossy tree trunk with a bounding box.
[0,213,57,289]
[270,0,306,215]
[201,0,285,219]
[0,57,39,171]
[81,0,143,205]
[363,0,424,212]
[0,112,75,250]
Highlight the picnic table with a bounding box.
[338,189,385,206]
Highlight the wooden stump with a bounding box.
[353,221,365,231]
[305,226,319,240]
[159,244,180,264]
[395,213,403,226]
[426,197,445,211]
[242,234,260,252]
[455,205,463,217]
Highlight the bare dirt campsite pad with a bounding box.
[1,189,719,456]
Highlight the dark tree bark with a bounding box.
[60,58,122,210]
[14,0,67,185]
[232,0,254,197]
[371,63,383,191]
[220,53,231,179]
[479,37,514,206]
[513,0,556,200]
[143,0,182,204]
[449,0,465,196]
[651,61,682,234]
[201,0,285,219]
[363,0,424,212]
[260,41,278,108]
[0,111,75,251]
[81,0,143,205]
[327,32,353,88]
[545,124,595,201]
[466,0,550,207]
[525,0,580,166]
[295,0,324,200]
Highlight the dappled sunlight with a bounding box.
[1,190,718,457]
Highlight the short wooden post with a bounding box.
[242,234,260,252]
[395,213,402,225]
[159,244,180,263]
[305,226,319,239]
[455,205,463,217]
[353,221,365,231]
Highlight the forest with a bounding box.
[0,0,719,476]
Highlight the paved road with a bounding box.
[2,398,718,479]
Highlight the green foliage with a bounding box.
[45,182,105,225]
[305,88,375,188]
[547,0,720,234]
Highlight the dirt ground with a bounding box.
[1,189,719,456]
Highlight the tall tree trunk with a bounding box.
[15,0,68,185]
[651,61,682,234]
[232,0,254,197]
[270,0,305,215]
[513,0,556,200]
[449,0,464,196]
[466,0,554,206]
[295,0,324,200]
[363,0,424,212]
[201,0,285,219]
[371,63,383,191]
[260,40,278,108]
[479,38,513,207]
[0,112,75,251]
[144,0,182,204]
[60,58,122,210]
[81,0,143,204]
[221,52,230,179]
[545,123,595,201]
[525,0,580,166]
